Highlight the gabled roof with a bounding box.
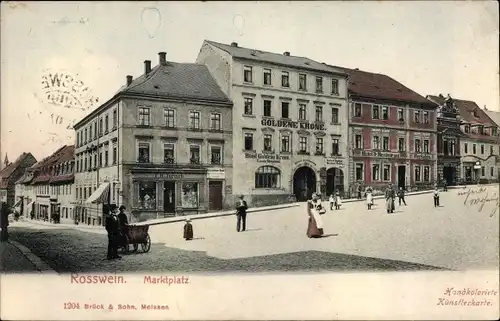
[205,40,348,76]
[427,95,497,126]
[0,152,34,179]
[324,64,436,107]
[484,109,500,127]
[31,145,74,185]
[32,146,66,169]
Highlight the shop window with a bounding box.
[181,183,199,208]
[138,182,156,210]
[255,166,280,188]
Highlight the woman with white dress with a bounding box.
[306,193,324,238]
[365,186,374,210]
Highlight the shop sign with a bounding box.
[245,153,290,163]
[153,173,182,180]
[326,158,344,166]
[261,118,325,131]
[207,170,225,180]
[353,150,406,159]
[415,154,432,160]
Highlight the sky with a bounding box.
[1,1,498,164]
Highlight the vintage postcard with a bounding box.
[1,1,499,320]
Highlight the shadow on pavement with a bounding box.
[7,226,450,273]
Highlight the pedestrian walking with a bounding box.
[433,187,440,207]
[365,186,374,210]
[183,218,194,240]
[306,193,324,238]
[329,194,335,210]
[357,183,363,199]
[334,189,342,210]
[105,206,121,260]
[236,195,248,232]
[443,180,448,192]
[1,202,11,242]
[385,184,396,214]
[398,187,407,206]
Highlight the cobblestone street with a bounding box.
[6,186,500,273]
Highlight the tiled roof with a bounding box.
[0,153,34,179]
[49,174,75,184]
[31,145,75,185]
[32,146,66,169]
[427,95,497,126]
[205,40,348,76]
[484,110,500,127]
[324,64,436,107]
[15,171,30,185]
[122,61,232,103]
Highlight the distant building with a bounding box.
[325,65,439,192]
[15,167,35,217]
[73,52,233,223]
[429,95,499,183]
[197,40,350,203]
[0,152,37,207]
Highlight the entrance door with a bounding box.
[326,168,344,196]
[208,181,223,211]
[443,166,456,185]
[398,165,406,189]
[163,181,176,213]
[293,166,317,201]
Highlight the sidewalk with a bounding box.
[0,239,56,274]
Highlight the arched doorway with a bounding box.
[293,166,316,201]
[326,167,344,196]
[442,166,457,186]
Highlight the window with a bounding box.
[93,153,97,168]
[414,165,421,182]
[398,108,404,121]
[373,135,380,149]
[210,113,222,131]
[383,164,391,181]
[164,109,175,128]
[492,127,498,136]
[450,139,456,155]
[414,111,420,123]
[372,164,380,181]
[355,163,363,181]
[299,137,308,153]
[315,106,323,122]
[298,104,307,120]
[263,100,272,117]
[138,142,150,163]
[424,166,430,181]
[244,66,253,83]
[423,140,429,153]
[382,106,389,120]
[415,139,421,153]
[473,144,476,154]
[105,115,109,132]
[478,126,484,135]
[138,182,156,210]
[181,182,199,208]
[244,133,254,151]
[298,73,307,90]
[244,97,253,115]
[372,105,380,119]
[423,111,429,124]
[99,118,103,134]
[354,103,362,117]
[190,145,200,164]
[465,125,470,133]
[481,166,485,176]
[382,137,389,150]
[263,134,273,151]
[490,167,494,177]
[163,144,175,164]
[189,111,200,129]
[398,137,405,151]
[331,107,339,123]
[255,166,280,189]
[464,143,468,154]
[104,149,108,166]
[481,144,485,154]
[281,102,289,119]
[263,68,272,85]
[112,109,117,128]
[84,155,88,170]
[281,71,289,87]
[281,135,290,152]
[94,122,97,138]
[331,138,340,155]
[315,76,323,93]
[138,107,151,126]
[210,146,222,164]
[315,137,324,154]
[84,128,88,143]
[112,144,117,165]
[490,145,494,155]
[331,79,339,95]
[355,135,362,149]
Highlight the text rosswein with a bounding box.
[261,119,325,131]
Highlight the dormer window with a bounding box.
[473,110,479,117]
[464,125,470,133]
[478,125,484,135]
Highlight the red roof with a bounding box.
[427,95,497,126]
[323,64,437,107]
[30,145,75,185]
[0,153,33,179]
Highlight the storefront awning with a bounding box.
[85,182,110,204]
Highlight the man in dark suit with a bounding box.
[236,195,248,232]
[105,206,121,260]
[1,202,11,242]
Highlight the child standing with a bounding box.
[329,194,335,210]
[433,187,440,207]
[183,218,194,240]
[334,189,342,210]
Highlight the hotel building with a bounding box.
[73,52,233,223]
[197,40,349,203]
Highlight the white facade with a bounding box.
[460,137,499,181]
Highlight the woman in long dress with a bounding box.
[334,189,342,210]
[365,186,374,210]
[307,193,324,238]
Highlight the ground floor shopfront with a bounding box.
[461,155,499,183]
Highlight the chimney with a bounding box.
[283,51,290,56]
[354,68,359,70]
[230,42,238,47]
[144,60,151,75]
[126,75,133,86]
[158,52,167,66]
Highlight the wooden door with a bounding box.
[208,181,223,211]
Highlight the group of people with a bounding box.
[104,205,129,260]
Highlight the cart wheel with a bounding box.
[141,234,151,253]
[133,243,139,252]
